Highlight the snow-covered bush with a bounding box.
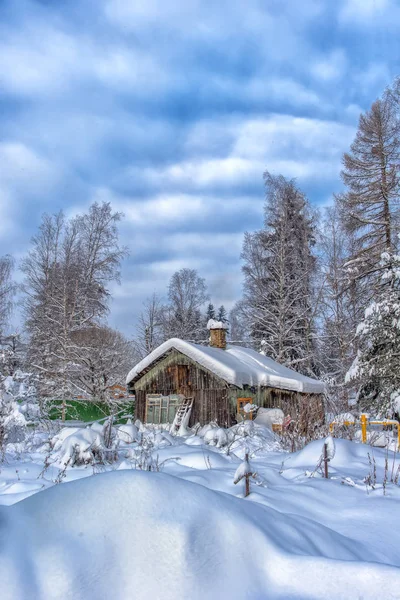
[2,370,41,425]
[197,421,218,438]
[254,407,284,429]
[198,420,282,456]
[0,378,27,452]
[50,426,118,467]
[116,420,139,444]
[203,427,228,448]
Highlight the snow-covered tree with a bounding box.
[217,305,228,323]
[0,333,26,377]
[163,268,209,342]
[229,301,253,346]
[346,249,400,414]
[68,326,136,405]
[240,173,318,374]
[205,303,216,321]
[0,255,16,340]
[0,377,27,454]
[133,293,165,358]
[336,93,400,292]
[21,202,127,408]
[318,207,361,407]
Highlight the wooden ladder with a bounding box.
[171,397,193,433]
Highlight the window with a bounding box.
[145,394,182,424]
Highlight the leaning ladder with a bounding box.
[171,397,193,433]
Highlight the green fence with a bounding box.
[46,399,135,423]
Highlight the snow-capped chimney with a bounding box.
[207,319,228,350]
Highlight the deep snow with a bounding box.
[0,426,400,599]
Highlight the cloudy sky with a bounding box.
[1,0,399,335]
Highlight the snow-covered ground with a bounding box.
[1,422,400,599]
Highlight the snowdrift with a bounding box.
[0,470,399,600]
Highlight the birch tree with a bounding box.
[21,202,127,409]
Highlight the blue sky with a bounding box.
[0,0,399,335]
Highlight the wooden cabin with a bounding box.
[126,322,325,429]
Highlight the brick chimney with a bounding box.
[207,319,228,350]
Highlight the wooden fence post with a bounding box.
[323,443,329,479]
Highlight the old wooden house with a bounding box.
[126,322,325,428]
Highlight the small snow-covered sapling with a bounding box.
[234,452,257,497]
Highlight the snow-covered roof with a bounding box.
[126,338,325,394]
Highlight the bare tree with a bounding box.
[21,202,127,410]
[133,293,165,358]
[164,268,209,342]
[318,207,360,408]
[0,255,15,339]
[69,326,136,405]
[229,301,253,346]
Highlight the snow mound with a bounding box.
[0,470,399,600]
[51,428,107,467]
[115,422,139,444]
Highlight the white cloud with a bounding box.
[0,142,63,240]
[340,0,389,22]
[311,49,347,82]
[0,142,57,190]
[138,115,355,192]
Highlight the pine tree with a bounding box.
[346,247,400,415]
[240,173,318,374]
[206,303,216,321]
[217,305,228,323]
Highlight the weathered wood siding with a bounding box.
[228,387,324,426]
[131,348,324,428]
[132,350,234,426]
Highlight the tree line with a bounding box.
[1,76,400,417]
[231,76,400,415]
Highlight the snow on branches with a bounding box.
[346,248,400,413]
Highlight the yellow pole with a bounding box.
[360,414,367,444]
